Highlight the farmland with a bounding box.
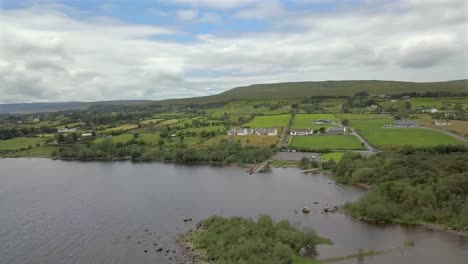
[360,128,468,149]
[243,114,291,128]
[0,137,47,151]
[291,114,340,130]
[104,124,138,132]
[321,152,345,162]
[290,135,365,150]
[94,134,134,144]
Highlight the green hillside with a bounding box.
[155,79,468,105]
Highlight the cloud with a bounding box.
[176,9,199,21]
[164,0,261,9]
[0,0,466,103]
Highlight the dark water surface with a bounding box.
[0,159,466,264]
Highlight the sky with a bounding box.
[0,0,467,103]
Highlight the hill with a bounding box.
[0,100,151,114]
[154,79,468,105]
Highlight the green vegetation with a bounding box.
[321,152,345,162]
[244,114,291,128]
[360,129,468,149]
[290,136,364,150]
[94,134,134,144]
[186,215,332,264]
[0,137,47,151]
[335,146,468,229]
[7,146,57,157]
[291,114,340,130]
[104,124,138,132]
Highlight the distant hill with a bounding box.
[1,80,466,113]
[154,79,468,105]
[0,100,151,114]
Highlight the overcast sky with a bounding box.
[0,0,467,103]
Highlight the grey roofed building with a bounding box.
[327,127,346,135]
[314,119,334,124]
[394,119,418,127]
[254,128,278,136]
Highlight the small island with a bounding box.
[179,215,333,264]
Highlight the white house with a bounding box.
[57,128,76,133]
[290,129,313,136]
[422,108,438,113]
[229,127,277,136]
[81,133,93,137]
[254,128,277,136]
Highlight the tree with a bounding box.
[342,119,350,126]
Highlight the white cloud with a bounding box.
[0,0,466,103]
[164,0,261,9]
[176,9,199,21]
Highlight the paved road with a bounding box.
[419,126,468,142]
[351,131,377,151]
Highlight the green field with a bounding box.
[350,119,394,131]
[335,114,392,121]
[105,124,138,132]
[243,114,291,128]
[360,128,468,149]
[291,114,340,130]
[182,125,226,134]
[94,134,134,144]
[141,118,164,125]
[9,146,57,157]
[410,97,468,108]
[290,135,364,150]
[321,152,345,162]
[139,133,161,144]
[0,137,47,150]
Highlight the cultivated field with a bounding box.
[360,128,468,149]
[182,125,226,134]
[243,114,291,128]
[290,135,364,150]
[139,133,161,144]
[321,152,345,162]
[141,118,164,125]
[0,137,47,151]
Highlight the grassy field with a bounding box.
[361,128,468,149]
[335,114,393,121]
[0,137,47,150]
[416,114,468,136]
[243,114,291,128]
[156,119,181,127]
[105,124,138,132]
[182,125,226,134]
[8,146,57,157]
[94,134,134,144]
[141,118,164,125]
[290,135,364,150]
[139,133,160,144]
[321,152,345,162]
[410,97,468,108]
[350,118,395,131]
[291,114,340,130]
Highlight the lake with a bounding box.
[0,158,466,264]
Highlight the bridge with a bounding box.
[248,159,271,174]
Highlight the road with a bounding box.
[351,130,377,151]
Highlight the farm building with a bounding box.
[57,128,77,133]
[434,120,451,126]
[229,128,277,136]
[327,127,346,135]
[422,108,438,113]
[290,129,313,136]
[394,120,419,127]
[314,119,334,125]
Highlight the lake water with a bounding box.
[0,158,466,264]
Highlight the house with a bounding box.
[434,120,451,126]
[394,120,418,127]
[229,128,252,136]
[422,108,438,113]
[327,127,346,135]
[229,127,277,136]
[57,128,76,133]
[254,128,278,136]
[368,105,379,110]
[290,129,313,136]
[81,133,93,137]
[314,119,334,125]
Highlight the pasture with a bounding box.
[199,134,277,147]
[94,134,134,144]
[290,135,364,150]
[321,152,345,162]
[243,114,291,128]
[141,118,164,125]
[0,137,47,151]
[360,128,468,149]
[105,124,138,132]
[182,125,226,134]
[291,114,341,130]
[139,133,161,144]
